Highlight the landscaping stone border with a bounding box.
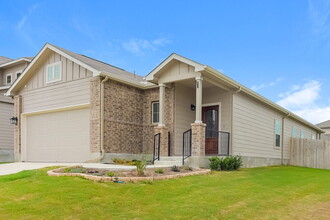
[47,167,211,183]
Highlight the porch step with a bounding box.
[154,156,183,166]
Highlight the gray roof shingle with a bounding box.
[317,120,330,128]
[50,44,143,83]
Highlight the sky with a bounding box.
[0,0,330,124]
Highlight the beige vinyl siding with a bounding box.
[157,60,198,83]
[21,77,91,113]
[232,92,319,159]
[174,83,195,155]
[22,51,93,92]
[203,87,232,132]
[0,89,13,103]
[232,93,283,158]
[0,102,14,149]
[1,63,28,86]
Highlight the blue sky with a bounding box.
[0,0,330,124]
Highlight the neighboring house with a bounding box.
[317,120,330,140]
[5,43,324,167]
[0,56,32,162]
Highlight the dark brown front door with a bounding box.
[202,105,219,155]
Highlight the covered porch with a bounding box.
[146,54,235,165]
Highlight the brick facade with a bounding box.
[90,77,101,153]
[98,79,175,155]
[191,123,206,156]
[14,95,22,161]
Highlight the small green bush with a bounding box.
[171,165,180,172]
[107,172,116,177]
[209,156,242,171]
[154,168,164,174]
[183,166,193,171]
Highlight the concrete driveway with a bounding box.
[0,162,169,176]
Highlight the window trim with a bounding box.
[274,119,281,148]
[45,61,62,84]
[151,101,160,124]
[5,73,12,85]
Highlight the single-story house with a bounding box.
[0,56,32,162]
[5,43,324,167]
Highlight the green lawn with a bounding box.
[0,166,329,220]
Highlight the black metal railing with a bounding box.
[182,129,192,165]
[205,130,230,155]
[153,133,161,164]
[218,131,230,155]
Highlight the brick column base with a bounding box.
[191,123,206,156]
[154,126,169,156]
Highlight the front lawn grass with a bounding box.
[0,166,329,219]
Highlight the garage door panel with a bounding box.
[25,108,90,162]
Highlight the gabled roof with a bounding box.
[0,56,13,64]
[6,43,155,95]
[145,53,205,81]
[0,57,32,68]
[317,120,330,128]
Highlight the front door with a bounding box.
[202,105,219,155]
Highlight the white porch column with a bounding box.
[195,76,203,123]
[158,83,166,127]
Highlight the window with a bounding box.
[6,74,12,85]
[152,101,159,124]
[311,134,315,140]
[300,130,305,138]
[292,127,297,137]
[275,119,281,147]
[46,61,62,83]
[16,72,22,79]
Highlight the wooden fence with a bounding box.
[290,138,330,170]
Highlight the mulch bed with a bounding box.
[48,166,211,183]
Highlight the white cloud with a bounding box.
[122,38,171,56]
[277,80,330,124]
[16,4,38,30]
[251,77,283,91]
[277,80,320,109]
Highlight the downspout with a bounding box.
[281,113,290,165]
[86,76,109,163]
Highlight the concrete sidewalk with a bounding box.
[0,162,169,176]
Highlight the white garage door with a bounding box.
[25,108,90,162]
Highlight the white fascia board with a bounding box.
[0,58,32,68]
[145,53,205,81]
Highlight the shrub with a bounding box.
[154,168,164,174]
[183,166,193,171]
[209,156,242,171]
[209,157,221,170]
[171,165,180,172]
[135,157,147,176]
[107,172,116,177]
[113,158,136,165]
